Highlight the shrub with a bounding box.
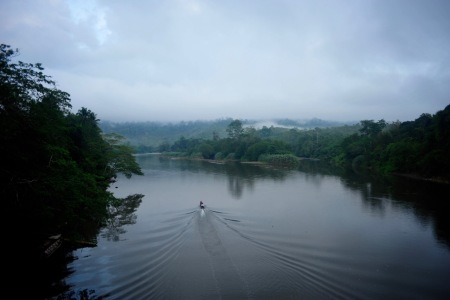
[259,154,299,167]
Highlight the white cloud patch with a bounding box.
[68,0,111,45]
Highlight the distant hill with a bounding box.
[245,118,355,129]
[99,118,233,151]
[99,118,357,151]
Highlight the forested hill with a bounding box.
[99,118,354,152]
[113,104,450,183]
[99,118,233,152]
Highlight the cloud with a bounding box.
[1,0,449,122]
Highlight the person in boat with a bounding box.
[200,201,205,209]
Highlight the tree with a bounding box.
[359,119,386,137]
[226,119,244,140]
[1,44,143,260]
[197,142,215,159]
[212,131,219,141]
[103,133,144,178]
[260,126,271,138]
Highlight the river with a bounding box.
[49,154,450,299]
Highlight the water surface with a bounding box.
[63,154,450,299]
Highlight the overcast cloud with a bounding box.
[1,0,449,122]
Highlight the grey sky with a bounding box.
[1,0,449,122]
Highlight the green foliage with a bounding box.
[244,140,292,161]
[156,120,359,168]
[103,133,143,179]
[1,44,143,255]
[190,152,203,159]
[380,138,420,173]
[259,154,299,167]
[359,119,387,137]
[157,106,450,182]
[99,118,233,150]
[225,153,236,160]
[332,107,450,181]
[259,126,272,138]
[158,141,171,152]
[214,152,225,160]
[197,142,215,159]
[226,119,244,140]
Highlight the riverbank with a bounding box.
[393,173,450,185]
[153,153,450,184]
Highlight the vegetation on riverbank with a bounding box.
[336,108,450,183]
[1,44,143,259]
[157,106,450,183]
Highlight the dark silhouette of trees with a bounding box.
[335,106,450,181]
[1,44,143,260]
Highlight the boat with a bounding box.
[200,201,205,209]
[42,234,62,258]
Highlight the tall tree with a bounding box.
[1,44,143,261]
[226,119,244,140]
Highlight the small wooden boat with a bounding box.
[42,234,62,258]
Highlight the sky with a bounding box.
[1,0,449,123]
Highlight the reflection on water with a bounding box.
[49,154,450,299]
[297,158,450,250]
[152,155,292,199]
[102,194,144,241]
[40,194,144,299]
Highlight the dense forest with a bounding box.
[101,106,450,185]
[146,108,450,183]
[1,44,143,264]
[101,102,450,183]
[99,117,354,152]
